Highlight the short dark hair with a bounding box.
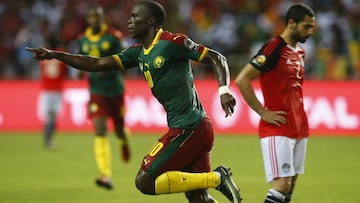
[285,3,315,25]
[138,1,166,25]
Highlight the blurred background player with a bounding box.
[38,33,67,149]
[78,6,130,189]
[235,3,315,203]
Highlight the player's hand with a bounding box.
[25,47,54,61]
[220,93,236,117]
[260,108,287,126]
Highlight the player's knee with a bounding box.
[135,172,155,195]
[94,125,107,135]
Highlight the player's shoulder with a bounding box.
[264,36,286,48]
[120,43,142,52]
[159,30,188,45]
[107,27,124,40]
[261,36,286,55]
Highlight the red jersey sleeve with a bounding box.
[250,36,286,72]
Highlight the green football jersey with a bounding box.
[113,29,209,129]
[78,25,125,97]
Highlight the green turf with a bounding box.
[0,132,359,203]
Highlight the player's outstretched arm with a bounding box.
[202,48,236,117]
[25,47,118,72]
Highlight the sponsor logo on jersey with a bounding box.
[252,55,266,67]
[153,56,165,68]
[184,37,199,52]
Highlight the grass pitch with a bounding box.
[0,132,359,203]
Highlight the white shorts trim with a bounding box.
[260,136,307,182]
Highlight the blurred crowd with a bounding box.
[0,0,359,80]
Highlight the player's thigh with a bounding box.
[49,92,62,115]
[39,91,61,120]
[88,94,111,119]
[141,117,214,176]
[260,136,296,182]
[293,138,307,174]
[108,96,125,130]
[38,92,50,117]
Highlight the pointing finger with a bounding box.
[25,47,36,52]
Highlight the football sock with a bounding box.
[44,121,55,145]
[264,189,286,203]
[284,193,292,203]
[94,136,111,177]
[155,171,220,194]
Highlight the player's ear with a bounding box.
[288,19,296,29]
[147,16,156,26]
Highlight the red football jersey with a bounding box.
[250,36,309,139]
[39,58,67,91]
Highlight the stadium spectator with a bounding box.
[1,1,359,79]
[25,1,241,203]
[234,3,315,203]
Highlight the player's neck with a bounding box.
[280,28,298,48]
[280,34,296,48]
[142,27,161,49]
[91,26,101,35]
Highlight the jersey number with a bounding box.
[144,70,154,88]
[149,142,164,157]
[294,61,302,79]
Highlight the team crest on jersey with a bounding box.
[153,56,165,68]
[252,55,266,66]
[184,37,199,52]
[101,41,110,51]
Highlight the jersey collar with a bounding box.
[85,24,108,42]
[143,28,163,55]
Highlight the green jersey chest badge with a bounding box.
[153,56,165,68]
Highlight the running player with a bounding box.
[26,1,241,202]
[234,3,315,203]
[78,7,130,190]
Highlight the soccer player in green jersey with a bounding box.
[26,1,241,202]
[78,7,131,190]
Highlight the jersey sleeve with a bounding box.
[112,45,140,71]
[183,36,208,62]
[166,33,208,62]
[249,37,285,72]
